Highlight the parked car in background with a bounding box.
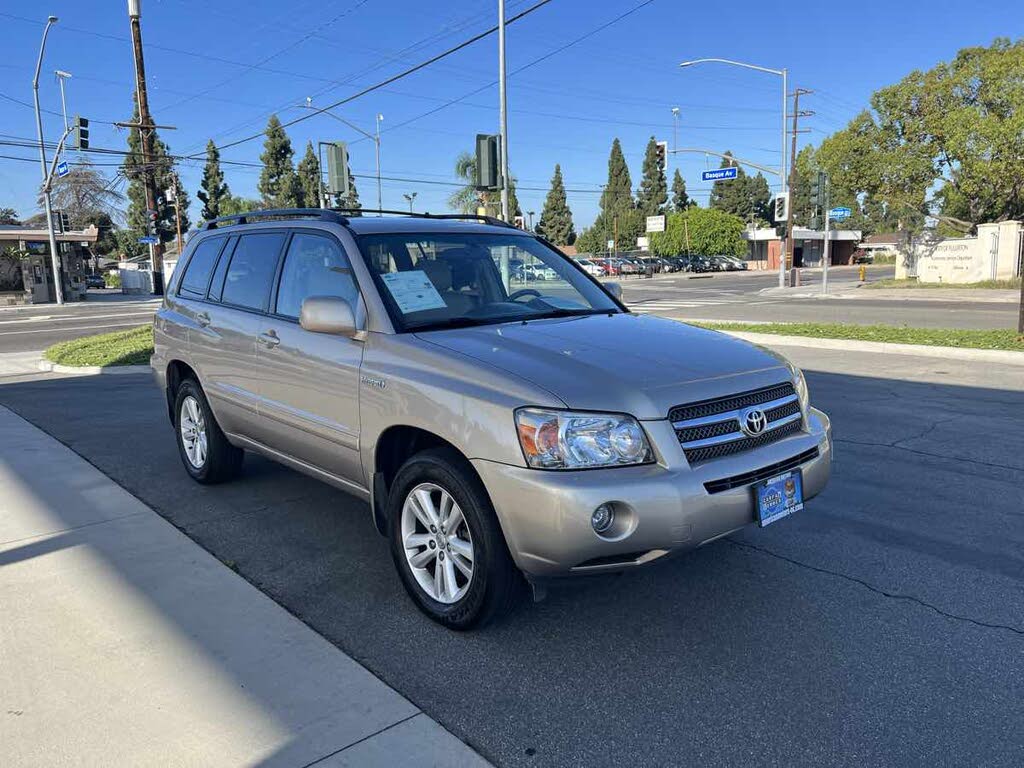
[688,256,714,273]
[851,249,874,264]
[153,207,832,629]
[722,256,749,271]
[575,258,606,277]
[85,274,107,289]
[514,263,558,281]
[708,256,733,272]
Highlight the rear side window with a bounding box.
[221,233,286,311]
[275,233,359,319]
[178,237,225,298]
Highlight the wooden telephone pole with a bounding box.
[783,88,813,282]
[127,0,165,295]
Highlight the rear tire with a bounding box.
[388,447,521,630]
[174,378,243,484]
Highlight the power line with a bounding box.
[198,0,556,158]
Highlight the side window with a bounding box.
[178,237,225,298]
[206,237,236,303]
[275,233,360,319]
[221,233,286,311]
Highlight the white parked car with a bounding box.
[575,258,605,277]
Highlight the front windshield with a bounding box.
[355,231,622,332]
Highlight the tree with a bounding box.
[600,138,633,215]
[81,212,117,255]
[536,164,576,245]
[296,142,323,208]
[636,137,668,216]
[39,159,123,228]
[816,39,1024,234]
[121,98,185,245]
[258,115,300,208]
[0,208,20,225]
[708,152,748,215]
[649,208,747,257]
[670,169,691,212]
[448,150,521,219]
[197,140,229,221]
[219,195,262,216]
[747,173,772,225]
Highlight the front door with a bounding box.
[255,231,365,486]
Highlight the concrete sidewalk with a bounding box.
[0,405,490,768]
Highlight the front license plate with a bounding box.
[755,470,804,527]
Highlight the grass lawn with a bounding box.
[866,277,1021,290]
[44,325,154,367]
[692,321,1024,352]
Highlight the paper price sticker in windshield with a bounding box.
[381,270,447,314]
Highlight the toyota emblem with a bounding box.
[739,407,768,437]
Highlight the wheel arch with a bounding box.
[165,359,198,424]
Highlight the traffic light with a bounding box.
[772,192,789,223]
[655,140,668,170]
[146,209,157,236]
[810,171,827,209]
[475,134,500,191]
[52,210,65,234]
[71,116,89,150]
[60,212,70,232]
[325,142,350,198]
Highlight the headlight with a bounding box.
[515,408,653,469]
[791,366,809,416]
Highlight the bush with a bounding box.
[104,272,122,289]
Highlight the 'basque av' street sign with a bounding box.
[828,206,852,220]
[137,236,159,245]
[701,167,739,182]
[56,161,70,178]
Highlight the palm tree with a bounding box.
[448,152,481,213]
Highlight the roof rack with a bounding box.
[331,208,518,229]
[202,208,349,230]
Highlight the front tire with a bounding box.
[388,448,521,630]
[174,378,243,484]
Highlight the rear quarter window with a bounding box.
[177,237,226,298]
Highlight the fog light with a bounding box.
[591,503,615,534]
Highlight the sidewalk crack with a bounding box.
[727,539,1024,637]
[297,712,423,768]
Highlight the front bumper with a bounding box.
[473,407,832,578]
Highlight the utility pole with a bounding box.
[1017,230,1024,334]
[497,0,511,223]
[128,0,164,295]
[822,195,831,295]
[671,107,680,154]
[527,210,534,231]
[375,113,383,212]
[784,88,812,285]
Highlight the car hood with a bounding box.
[416,313,792,419]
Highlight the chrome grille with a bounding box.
[671,382,803,465]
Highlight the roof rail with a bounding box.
[202,208,349,230]
[331,208,518,229]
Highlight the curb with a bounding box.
[38,360,151,376]
[719,330,1024,366]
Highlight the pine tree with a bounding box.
[708,152,748,215]
[636,137,667,216]
[747,173,772,224]
[197,140,229,221]
[536,164,576,245]
[296,142,323,208]
[599,138,633,215]
[122,96,189,245]
[258,115,300,208]
[671,169,691,211]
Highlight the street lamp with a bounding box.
[671,107,680,153]
[302,100,383,213]
[403,192,417,212]
[54,70,72,131]
[33,14,64,305]
[679,57,788,288]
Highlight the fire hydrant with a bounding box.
[859,264,867,282]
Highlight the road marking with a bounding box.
[0,311,156,326]
[0,322,150,337]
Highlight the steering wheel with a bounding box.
[508,288,542,302]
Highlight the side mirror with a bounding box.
[299,296,356,336]
[605,281,623,300]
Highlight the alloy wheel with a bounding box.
[401,482,475,604]
[179,395,208,469]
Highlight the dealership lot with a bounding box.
[1,343,1020,767]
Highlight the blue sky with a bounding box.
[0,0,1014,229]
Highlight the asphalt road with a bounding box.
[618,265,1020,329]
[0,291,159,352]
[1,347,1021,767]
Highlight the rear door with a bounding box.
[254,230,365,485]
[189,231,286,438]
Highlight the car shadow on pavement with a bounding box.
[0,369,1021,768]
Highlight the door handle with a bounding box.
[258,330,281,348]
[195,311,211,327]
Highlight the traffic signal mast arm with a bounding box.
[667,147,782,178]
[41,124,75,195]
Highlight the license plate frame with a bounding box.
[754,469,804,527]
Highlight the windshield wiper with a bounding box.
[411,315,518,332]
[523,308,611,321]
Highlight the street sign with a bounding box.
[828,206,852,221]
[645,215,666,233]
[56,161,70,178]
[702,167,738,182]
[606,239,614,249]
[137,236,159,244]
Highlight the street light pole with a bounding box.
[33,15,64,305]
[55,70,72,132]
[375,113,383,212]
[403,192,417,212]
[671,107,680,154]
[497,0,511,222]
[679,57,788,286]
[302,101,383,212]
